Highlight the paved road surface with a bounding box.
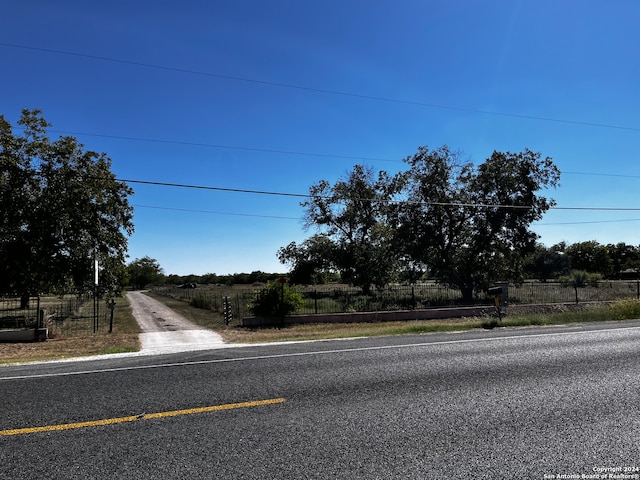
[126,291,229,354]
[2,321,640,479]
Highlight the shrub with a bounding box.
[249,281,304,319]
[559,270,603,288]
[610,299,640,320]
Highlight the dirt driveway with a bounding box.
[127,291,227,354]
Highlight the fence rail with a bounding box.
[0,297,41,329]
[0,294,102,335]
[152,280,640,327]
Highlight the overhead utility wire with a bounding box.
[120,178,308,199]
[40,129,640,176]
[15,128,639,179]
[120,178,529,208]
[2,42,639,133]
[43,129,397,163]
[538,218,640,226]
[118,178,640,212]
[135,203,640,226]
[134,204,298,220]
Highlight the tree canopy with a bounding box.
[281,145,561,302]
[0,109,134,303]
[126,256,164,289]
[393,146,560,301]
[283,164,398,294]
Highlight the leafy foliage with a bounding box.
[294,165,399,294]
[281,145,561,302]
[277,234,336,285]
[126,256,164,289]
[558,270,603,288]
[525,244,571,282]
[0,109,134,301]
[393,147,560,301]
[249,280,304,319]
[564,241,613,278]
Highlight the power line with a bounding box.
[562,171,640,179]
[12,128,639,179]
[120,178,309,199]
[537,218,640,226]
[136,202,640,226]
[43,129,400,163]
[121,178,530,209]
[134,204,299,220]
[119,177,640,212]
[3,41,639,133]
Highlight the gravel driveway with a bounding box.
[127,291,228,354]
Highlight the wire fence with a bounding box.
[0,297,42,329]
[152,280,640,327]
[0,294,109,336]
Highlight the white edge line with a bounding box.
[2,324,640,381]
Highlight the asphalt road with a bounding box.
[2,321,640,479]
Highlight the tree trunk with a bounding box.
[20,293,30,310]
[459,285,474,305]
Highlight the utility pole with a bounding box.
[93,247,99,333]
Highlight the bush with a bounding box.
[249,281,304,319]
[610,299,640,320]
[559,270,603,288]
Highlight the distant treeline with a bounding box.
[155,240,640,288]
[164,271,292,286]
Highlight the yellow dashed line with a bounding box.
[0,398,285,437]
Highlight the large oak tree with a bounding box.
[393,146,560,302]
[282,145,560,303]
[286,164,398,293]
[0,109,134,306]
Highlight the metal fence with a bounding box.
[509,281,640,304]
[0,296,42,329]
[0,294,99,335]
[152,280,640,326]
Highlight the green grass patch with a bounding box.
[97,345,140,355]
[501,300,640,328]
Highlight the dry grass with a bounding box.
[0,295,141,365]
[144,291,224,327]
[0,333,140,365]
[218,317,484,344]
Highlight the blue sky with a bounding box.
[2,0,639,276]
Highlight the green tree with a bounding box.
[393,146,560,302]
[277,234,336,285]
[606,242,640,278]
[298,165,398,294]
[564,241,612,277]
[0,109,134,305]
[525,244,570,282]
[126,257,164,289]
